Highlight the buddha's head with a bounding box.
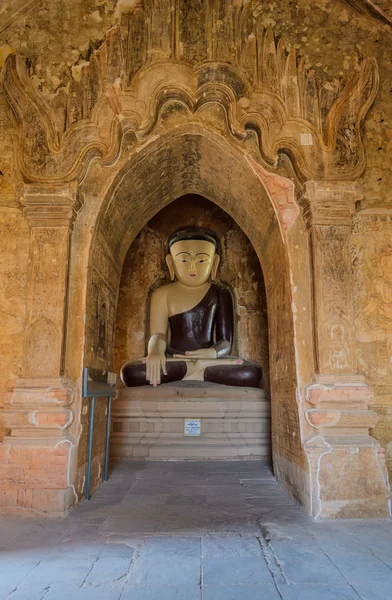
[166,227,220,287]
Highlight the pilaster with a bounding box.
[0,184,80,517]
[299,181,360,374]
[299,181,390,518]
[21,183,80,378]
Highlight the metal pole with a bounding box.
[85,396,95,500]
[104,396,112,481]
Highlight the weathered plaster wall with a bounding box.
[0,0,118,427]
[0,95,29,441]
[352,212,392,480]
[0,1,117,92]
[114,194,270,395]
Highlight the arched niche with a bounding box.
[114,194,271,395]
[65,128,311,505]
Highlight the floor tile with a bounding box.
[122,586,201,600]
[202,535,262,557]
[101,516,157,534]
[45,585,121,600]
[129,537,201,585]
[202,556,272,585]
[203,583,281,600]
[278,583,363,600]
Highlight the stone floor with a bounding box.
[1,460,392,600]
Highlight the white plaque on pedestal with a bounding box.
[184,419,201,436]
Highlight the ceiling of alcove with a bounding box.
[146,194,241,242]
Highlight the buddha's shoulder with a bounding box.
[212,283,232,297]
[151,282,181,299]
[153,283,172,293]
[150,284,171,301]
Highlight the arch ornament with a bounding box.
[2,8,378,184]
[0,2,389,519]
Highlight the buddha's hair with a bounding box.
[167,227,219,252]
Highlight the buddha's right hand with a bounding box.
[143,353,168,387]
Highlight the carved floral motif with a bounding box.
[2,2,379,184]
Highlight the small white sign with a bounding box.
[184,419,201,436]
[300,132,313,146]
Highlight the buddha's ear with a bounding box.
[166,254,176,281]
[211,254,220,280]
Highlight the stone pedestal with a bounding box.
[111,384,271,460]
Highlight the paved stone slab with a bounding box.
[119,493,167,507]
[1,584,52,600]
[306,528,392,599]
[83,543,135,587]
[0,565,44,600]
[207,517,260,534]
[202,535,262,557]
[101,516,158,534]
[269,539,348,586]
[129,537,201,586]
[122,586,201,600]
[202,555,273,585]
[0,518,32,549]
[203,583,282,599]
[45,585,121,600]
[278,583,362,600]
[14,548,99,590]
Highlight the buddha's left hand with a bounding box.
[173,348,217,360]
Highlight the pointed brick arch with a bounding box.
[69,128,308,508]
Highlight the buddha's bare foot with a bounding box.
[182,358,244,381]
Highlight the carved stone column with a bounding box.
[299,181,390,518]
[0,184,80,517]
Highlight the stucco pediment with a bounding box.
[2,4,378,184]
[346,0,392,37]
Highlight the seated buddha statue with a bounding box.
[120,227,263,388]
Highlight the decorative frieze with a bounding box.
[2,3,379,184]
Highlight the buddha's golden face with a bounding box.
[167,239,219,287]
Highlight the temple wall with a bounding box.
[351,213,392,481]
[0,0,391,514]
[0,96,29,443]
